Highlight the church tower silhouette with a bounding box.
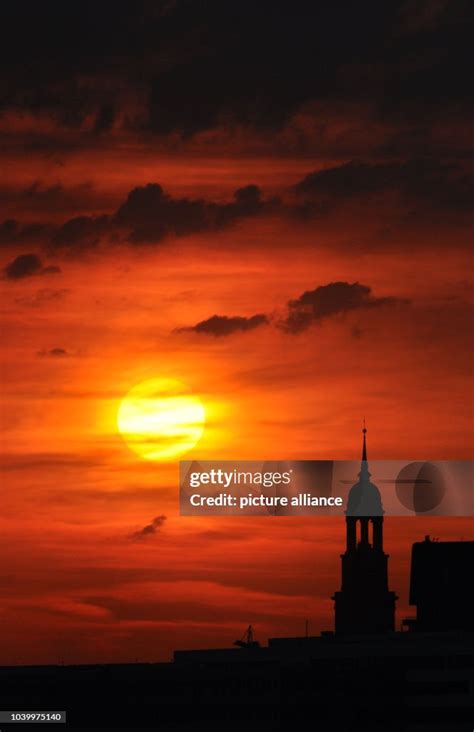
[333,425,397,634]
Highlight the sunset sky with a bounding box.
[1,1,473,664]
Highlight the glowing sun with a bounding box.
[117,378,205,461]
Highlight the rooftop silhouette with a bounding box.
[404,535,474,633]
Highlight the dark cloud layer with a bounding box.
[1,1,471,138]
[182,314,269,337]
[37,348,69,358]
[181,281,407,336]
[129,515,167,541]
[0,219,51,246]
[115,182,276,242]
[52,215,111,249]
[0,3,471,257]
[2,153,470,256]
[4,253,61,280]
[283,281,407,333]
[52,183,276,248]
[295,159,473,211]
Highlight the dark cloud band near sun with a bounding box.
[179,282,409,337]
[1,159,471,258]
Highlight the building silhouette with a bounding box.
[333,425,397,633]
[404,535,474,632]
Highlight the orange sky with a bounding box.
[1,142,473,664]
[1,0,474,663]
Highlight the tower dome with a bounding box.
[346,425,383,516]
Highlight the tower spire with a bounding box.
[358,418,371,483]
[362,418,367,462]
